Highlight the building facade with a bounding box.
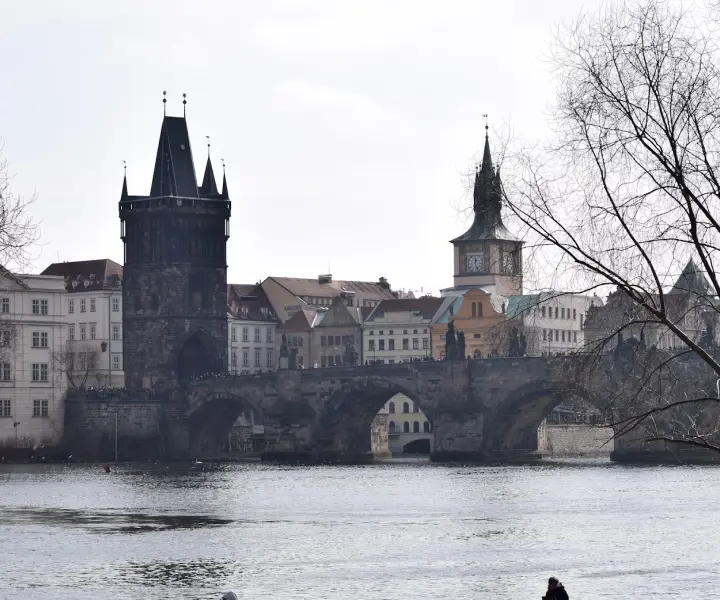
[228,284,279,374]
[261,275,396,323]
[311,297,366,368]
[446,130,523,297]
[362,297,443,364]
[275,308,317,368]
[375,394,433,453]
[0,271,68,447]
[41,259,124,387]
[119,110,231,388]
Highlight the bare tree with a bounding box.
[52,343,99,391]
[499,0,720,453]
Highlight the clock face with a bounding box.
[467,254,484,272]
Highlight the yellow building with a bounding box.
[431,289,514,359]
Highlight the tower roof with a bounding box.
[669,259,712,297]
[149,116,200,198]
[451,130,519,243]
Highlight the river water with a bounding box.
[0,459,718,599]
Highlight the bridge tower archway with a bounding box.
[177,329,219,381]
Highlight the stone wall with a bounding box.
[537,423,614,457]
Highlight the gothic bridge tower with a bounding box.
[119,105,231,390]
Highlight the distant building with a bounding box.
[0,270,68,447]
[40,259,124,386]
[311,297,367,368]
[506,292,602,356]
[362,297,443,363]
[374,394,432,454]
[275,308,317,368]
[261,274,396,323]
[228,284,279,374]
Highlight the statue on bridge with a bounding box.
[289,347,298,370]
[508,327,528,358]
[457,330,466,360]
[343,338,358,366]
[279,334,290,370]
[445,321,458,361]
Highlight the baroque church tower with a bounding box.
[449,127,523,296]
[119,102,231,389]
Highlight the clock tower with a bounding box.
[448,128,523,296]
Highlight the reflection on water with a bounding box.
[1,460,720,600]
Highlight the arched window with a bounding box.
[477,302,483,317]
[423,421,430,433]
[403,421,410,433]
[388,401,396,414]
[471,302,476,317]
[402,401,410,413]
[389,421,396,433]
[413,421,420,433]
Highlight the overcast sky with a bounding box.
[0,0,604,293]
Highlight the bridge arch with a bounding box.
[486,383,610,453]
[313,376,434,454]
[187,390,261,456]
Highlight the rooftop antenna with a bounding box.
[206,135,210,158]
[163,90,167,116]
[482,113,489,135]
[122,160,127,176]
[183,93,187,117]
[221,158,225,173]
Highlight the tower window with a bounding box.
[190,273,205,309]
[151,294,159,311]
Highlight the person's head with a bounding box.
[548,577,560,589]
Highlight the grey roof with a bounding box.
[450,133,520,243]
[266,276,396,300]
[669,259,712,297]
[149,116,200,199]
[199,156,219,197]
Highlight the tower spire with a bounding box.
[220,158,229,199]
[480,114,493,175]
[199,138,219,197]
[121,160,128,200]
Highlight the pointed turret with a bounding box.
[670,259,711,296]
[120,173,128,201]
[453,128,517,243]
[220,170,229,199]
[149,116,199,198]
[199,156,219,197]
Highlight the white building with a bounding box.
[506,292,603,355]
[0,269,68,448]
[228,283,279,374]
[371,394,433,454]
[41,260,124,387]
[361,297,443,364]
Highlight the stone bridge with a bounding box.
[64,353,720,462]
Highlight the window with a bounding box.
[80,324,86,340]
[389,401,396,414]
[402,401,410,413]
[112,355,121,370]
[242,327,248,342]
[80,299,86,313]
[561,308,565,319]
[423,328,428,334]
[541,306,546,318]
[554,307,559,319]
[90,323,96,340]
[573,308,577,320]
[254,328,261,342]
[0,399,10,417]
[266,349,273,368]
[68,299,74,314]
[389,339,395,351]
[472,302,476,317]
[403,422,410,433]
[231,327,237,342]
[378,339,385,351]
[254,350,261,367]
[33,400,49,417]
[242,350,249,367]
[321,356,327,367]
[423,338,429,349]
[231,352,237,368]
[0,298,8,313]
[112,325,120,340]
[69,324,75,341]
[389,421,396,433]
[573,331,578,343]
[32,332,48,348]
[335,336,341,346]
[555,330,559,341]
[580,314,584,328]
[267,329,273,343]
[561,330,566,342]
[476,302,483,317]
[543,329,547,341]
[32,363,48,382]
[321,335,327,347]
[413,421,420,433]
[112,297,120,312]
[0,363,10,381]
[413,329,418,335]
[368,339,375,351]
[402,339,409,350]
[423,421,430,433]
[413,338,419,350]
[90,298,96,312]
[32,299,48,315]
